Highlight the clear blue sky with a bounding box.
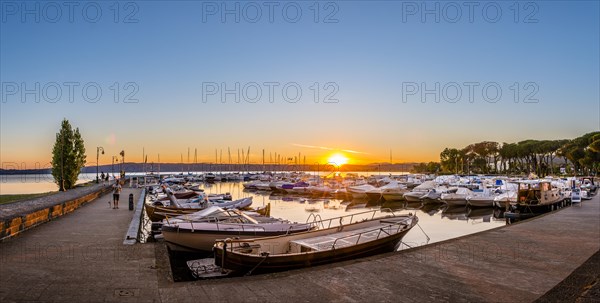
[1,1,599,167]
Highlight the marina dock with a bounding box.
[0,190,598,302]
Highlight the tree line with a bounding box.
[411,132,600,176]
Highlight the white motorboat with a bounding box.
[254,182,273,191]
[365,181,404,202]
[466,189,496,208]
[161,206,314,252]
[420,187,447,202]
[493,191,517,208]
[381,187,410,201]
[441,187,472,206]
[402,181,437,202]
[347,184,377,199]
[242,180,261,190]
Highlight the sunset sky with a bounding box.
[1,1,598,169]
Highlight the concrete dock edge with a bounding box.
[123,188,146,245]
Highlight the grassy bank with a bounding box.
[0,192,55,205]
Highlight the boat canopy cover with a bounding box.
[172,205,259,224]
[414,181,436,190]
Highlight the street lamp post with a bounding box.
[96,146,104,183]
[60,134,65,191]
[112,156,116,178]
[114,157,120,183]
[119,150,125,177]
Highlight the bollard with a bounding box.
[129,193,134,211]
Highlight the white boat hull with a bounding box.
[467,197,495,207]
[403,192,424,202]
[382,193,406,201]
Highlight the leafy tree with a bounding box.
[51,119,86,191]
[411,162,440,173]
[560,132,599,174]
[440,148,461,173]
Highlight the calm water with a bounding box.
[0,173,98,194]
[149,181,507,249]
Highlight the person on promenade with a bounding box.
[100,172,105,185]
[112,182,122,209]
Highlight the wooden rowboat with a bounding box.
[213,210,418,275]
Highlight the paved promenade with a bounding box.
[0,190,598,302]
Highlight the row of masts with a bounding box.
[140,147,319,175]
[139,148,399,175]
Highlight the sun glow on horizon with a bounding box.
[327,153,349,167]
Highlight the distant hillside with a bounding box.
[0,162,417,175]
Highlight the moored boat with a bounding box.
[347,184,377,199]
[403,181,437,202]
[161,206,314,252]
[212,210,418,275]
[440,187,472,206]
[145,197,253,222]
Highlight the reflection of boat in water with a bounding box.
[466,206,494,222]
[404,201,423,210]
[304,205,321,212]
[381,201,406,211]
[324,200,341,210]
[493,207,505,219]
[441,205,468,220]
[212,212,419,275]
[420,202,444,216]
[504,211,538,221]
[344,199,368,211]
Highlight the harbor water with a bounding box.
[140,179,507,250]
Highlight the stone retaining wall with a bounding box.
[0,186,112,241]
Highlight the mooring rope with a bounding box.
[245,253,269,276]
[416,223,430,242]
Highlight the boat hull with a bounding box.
[162,228,308,252]
[144,204,200,222]
[214,224,413,274]
[467,198,495,208]
[381,193,406,201]
[214,216,418,274]
[443,199,468,206]
[403,192,424,202]
[365,192,383,202]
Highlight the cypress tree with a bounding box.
[51,119,86,191]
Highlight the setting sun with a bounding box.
[327,153,349,167]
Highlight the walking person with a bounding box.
[100,172,105,185]
[112,182,122,209]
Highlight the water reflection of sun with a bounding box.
[327,153,348,167]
